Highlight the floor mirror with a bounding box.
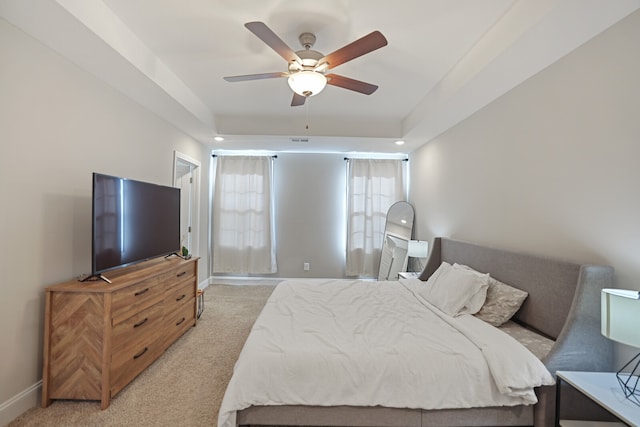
[377,201,414,280]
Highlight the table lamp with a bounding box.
[601,288,640,405]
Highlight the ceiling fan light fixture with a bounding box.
[288,71,327,97]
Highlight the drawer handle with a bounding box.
[176,271,187,278]
[133,317,148,328]
[176,317,186,326]
[133,347,148,359]
[134,288,149,297]
[176,294,186,302]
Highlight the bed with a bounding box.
[219,237,614,427]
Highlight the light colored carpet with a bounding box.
[9,284,276,427]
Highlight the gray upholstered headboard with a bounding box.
[419,237,615,424]
[419,238,614,369]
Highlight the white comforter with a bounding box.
[218,279,554,427]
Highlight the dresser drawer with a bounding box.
[164,298,196,349]
[112,301,164,352]
[112,278,163,325]
[165,280,195,311]
[158,263,196,288]
[110,334,164,396]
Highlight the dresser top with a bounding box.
[46,256,198,293]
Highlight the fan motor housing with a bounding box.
[291,49,324,70]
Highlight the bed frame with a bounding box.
[236,237,614,427]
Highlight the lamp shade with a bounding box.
[407,240,428,258]
[287,71,327,97]
[601,288,640,348]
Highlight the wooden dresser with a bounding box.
[41,256,199,409]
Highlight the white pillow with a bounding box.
[422,262,489,316]
[452,263,490,314]
[417,262,452,303]
[423,261,452,287]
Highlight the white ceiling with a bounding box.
[2,0,639,153]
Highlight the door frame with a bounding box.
[173,151,201,257]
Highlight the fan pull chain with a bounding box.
[305,98,310,131]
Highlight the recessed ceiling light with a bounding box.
[214,136,224,142]
[395,140,405,145]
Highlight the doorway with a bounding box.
[173,151,201,257]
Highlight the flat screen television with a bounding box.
[87,173,180,282]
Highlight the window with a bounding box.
[346,159,406,277]
[212,156,277,274]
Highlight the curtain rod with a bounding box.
[344,157,408,161]
[212,154,277,158]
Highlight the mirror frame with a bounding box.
[377,201,414,280]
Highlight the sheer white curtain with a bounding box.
[212,156,277,274]
[346,159,405,277]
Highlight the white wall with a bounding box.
[410,11,640,361]
[273,153,347,278]
[0,18,210,424]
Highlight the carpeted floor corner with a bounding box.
[9,284,276,427]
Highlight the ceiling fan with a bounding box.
[224,22,388,107]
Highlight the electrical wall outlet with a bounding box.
[303,262,310,271]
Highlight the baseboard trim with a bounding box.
[198,277,210,290]
[209,276,283,286]
[207,276,375,285]
[0,380,41,427]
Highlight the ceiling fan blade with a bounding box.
[326,74,378,95]
[245,21,302,64]
[223,72,287,82]
[319,31,387,70]
[291,93,306,107]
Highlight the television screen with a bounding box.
[92,173,180,275]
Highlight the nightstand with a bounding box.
[398,271,421,279]
[556,371,638,426]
